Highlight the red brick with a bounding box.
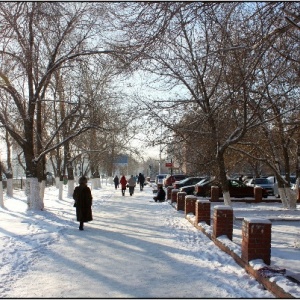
[171,189,179,203]
[177,192,186,211]
[167,186,173,200]
[213,206,233,240]
[195,200,211,225]
[254,186,262,203]
[185,196,197,215]
[242,219,272,265]
[211,186,219,202]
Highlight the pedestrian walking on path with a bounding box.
[113,175,119,190]
[120,175,127,196]
[137,173,145,191]
[73,176,93,230]
[127,175,136,196]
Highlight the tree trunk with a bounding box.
[0,181,4,208]
[66,151,74,197]
[5,129,13,197]
[6,178,13,197]
[28,177,44,210]
[59,173,63,200]
[68,179,75,198]
[217,152,232,206]
[55,177,60,189]
[24,152,44,210]
[92,170,101,189]
[278,187,289,209]
[40,180,45,202]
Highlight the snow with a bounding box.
[214,205,233,210]
[244,218,272,224]
[198,199,210,203]
[0,182,299,298]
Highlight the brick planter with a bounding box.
[195,200,211,225]
[213,205,233,240]
[171,189,179,204]
[185,195,197,216]
[254,186,262,203]
[241,218,272,265]
[167,186,173,200]
[210,186,219,202]
[177,191,186,211]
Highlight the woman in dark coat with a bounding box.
[73,176,93,230]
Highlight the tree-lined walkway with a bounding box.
[5,185,272,298]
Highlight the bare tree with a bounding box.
[111,2,300,207]
[0,2,118,209]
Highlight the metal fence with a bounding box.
[1,178,55,190]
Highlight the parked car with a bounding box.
[156,174,168,187]
[164,174,187,187]
[194,178,269,198]
[267,175,297,198]
[179,177,208,195]
[246,178,274,195]
[173,177,204,189]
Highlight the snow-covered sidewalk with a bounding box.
[0,183,296,298]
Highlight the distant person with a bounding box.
[73,176,93,231]
[127,175,136,196]
[153,186,166,202]
[120,175,127,196]
[113,175,119,190]
[137,173,145,191]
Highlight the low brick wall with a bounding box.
[211,186,219,202]
[213,205,233,240]
[241,218,272,265]
[195,200,211,225]
[167,186,173,200]
[185,195,197,216]
[177,192,186,211]
[254,186,262,203]
[171,189,179,204]
[170,200,295,298]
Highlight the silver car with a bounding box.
[246,178,274,195]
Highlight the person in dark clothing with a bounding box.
[137,173,145,191]
[113,175,119,190]
[73,176,93,230]
[153,186,166,202]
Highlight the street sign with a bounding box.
[165,162,173,168]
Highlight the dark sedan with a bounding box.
[173,177,204,189]
[194,178,269,198]
[179,177,209,195]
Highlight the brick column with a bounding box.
[185,195,197,216]
[167,186,173,200]
[177,191,186,211]
[171,189,179,204]
[195,200,211,225]
[210,186,219,202]
[254,186,262,203]
[241,218,272,265]
[213,205,233,240]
